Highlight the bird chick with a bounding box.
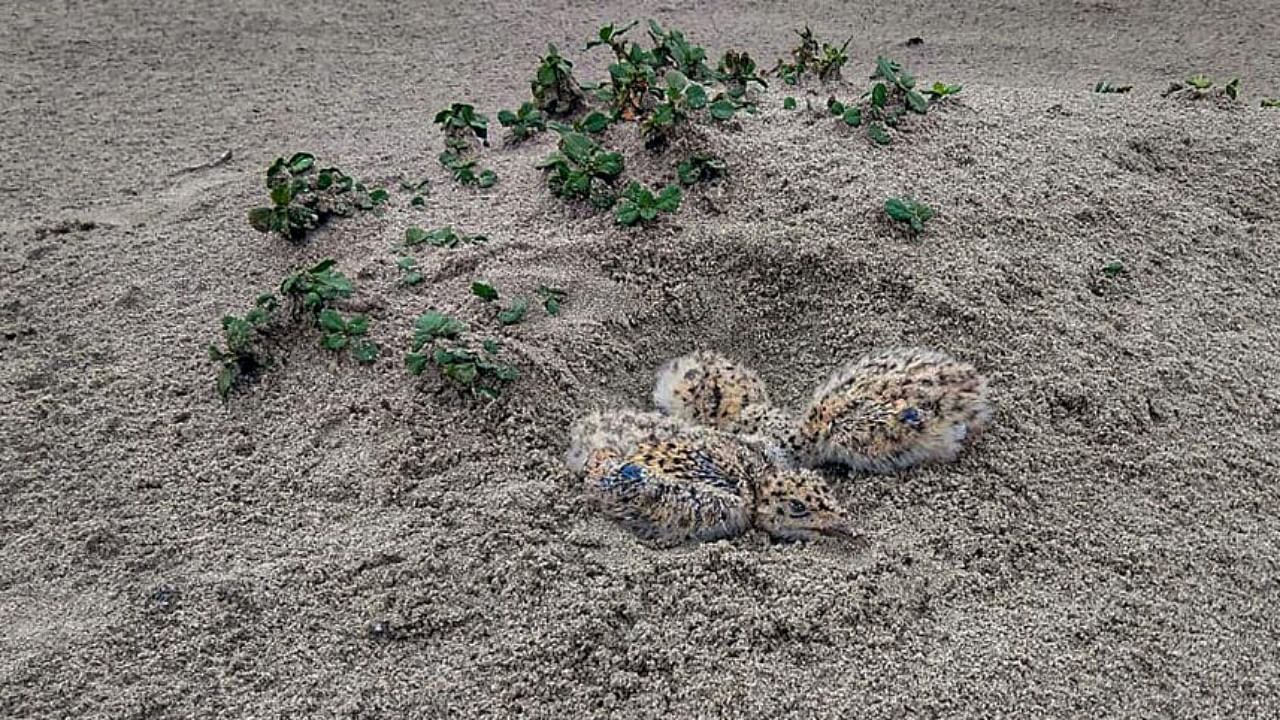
[652,350,771,434]
[792,347,990,473]
[580,435,859,546]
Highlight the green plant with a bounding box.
[438,151,497,188]
[585,20,640,58]
[1225,78,1240,100]
[471,280,499,302]
[1186,74,1213,90]
[826,97,864,127]
[536,131,625,208]
[1094,81,1132,94]
[783,96,797,110]
[279,259,355,318]
[208,293,279,398]
[772,27,851,84]
[405,225,487,249]
[248,153,381,241]
[925,82,964,100]
[677,153,727,185]
[843,57,952,145]
[497,102,547,141]
[642,70,725,146]
[404,312,518,399]
[397,256,424,286]
[646,20,713,81]
[1263,98,1280,108]
[318,308,379,364]
[717,50,768,98]
[536,286,567,315]
[884,197,934,233]
[602,54,660,120]
[615,181,681,226]
[498,297,529,326]
[531,44,585,116]
[434,103,489,145]
[1101,261,1126,278]
[1164,75,1241,101]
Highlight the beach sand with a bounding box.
[2,1,1279,717]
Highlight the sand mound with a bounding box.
[3,2,1280,717]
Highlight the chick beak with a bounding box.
[821,522,868,547]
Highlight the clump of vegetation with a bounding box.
[646,20,713,81]
[531,44,585,116]
[1094,81,1133,94]
[405,225,487,249]
[404,311,519,399]
[399,175,430,207]
[884,197,934,234]
[642,70,708,146]
[318,309,379,364]
[208,294,279,399]
[600,48,660,120]
[615,181,681,226]
[717,50,768,99]
[210,259,379,398]
[536,286,567,315]
[397,256,424,286]
[677,153,727,186]
[536,131,625,208]
[828,57,959,145]
[248,153,387,241]
[435,103,497,187]
[497,102,547,141]
[1163,75,1241,101]
[772,27,851,84]
[471,281,532,326]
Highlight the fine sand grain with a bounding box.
[2,1,1279,718]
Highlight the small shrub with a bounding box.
[646,20,713,81]
[772,27,851,84]
[248,153,383,241]
[280,259,355,319]
[884,197,934,233]
[717,50,768,98]
[404,311,518,399]
[677,153,727,186]
[318,309,379,364]
[531,44,585,116]
[497,102,547,141]
[405,225,487,249]
[615,181,681,226]
[208,293,279,399]
[536,131,625,208]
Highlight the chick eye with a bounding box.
[899,407,925,428]
[787,499,810,518]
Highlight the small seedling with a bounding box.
[434,103,489,145]
[647,20,713,81]
[1225,78,1240,100]
[537,131,625,208]
[249,153,379,241]
[1163,75,1242,101]
[783,96,797,110]
[1094,81,1132,94]
[438,151,497,188]
[471,281,499,302]
[1262,98,1280,108]
[536,286,567,316]
[318,309,379,364]
[397,257,424,286]
[884,197,934,233]
[835,57,953,145]
[677,153,727,186]
[497,102,547,141]
[405,226,487,249]
[208,293,279,398]
[772,27,851,84]
[585,20,639,58]
[642,70,731,146]
[1101,261,1126,278]
[531,44,585,116]
[717,50,768,98]
[925,82,963,100]
[826,97,863,126]
[615,181,681,226]
[1187,74,1213,91]
[280,259,354,318]
[498,297,529,326]
[404,312,518,399]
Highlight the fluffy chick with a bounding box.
[792,347,990,473]
[582,437,859,546]
[652,351,771,433]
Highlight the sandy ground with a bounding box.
[3,1,1280,717]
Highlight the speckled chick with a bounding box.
[793,347,990,473]
[652,351,771,434]
[581,436,859,546]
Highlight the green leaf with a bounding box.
[594,152,624,178]
[322,333,348,350]
[318,308,347,333]
[655,185,681,212]
[1187,74,1212,90]
[499,298,529,326]
[216,366,235,399]
[248,207,274,233]
[352,342,379,364]
[842,106,862,126]
[905,90,928,114]
[543,296,561,316]
[783,96,797,110]
[483,339,501,354]
[1102,261,1125,278]
[411,195,426,207]
[868,123,891,145]
[580,111,610,133]
[414,311,464,340]
[498,110,518,126]
[405,227,428,246]
[347,314,370,336]
[615,202,640,226]
[478,170,498,188]
[884,198,912,222]
[369,188,389,206]
[286,152,315,174]
[871,83,888,108]
[709,99,736,120]
[471,281,499,302]
[405,352,429,376]
[1225,78,1240,100]
[270,183,293,206]
[685,84,707,108]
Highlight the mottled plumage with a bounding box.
[653,351,771,434]
[569,412,858,545]
[794,348,990,472]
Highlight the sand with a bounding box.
[3,1,1280,717]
